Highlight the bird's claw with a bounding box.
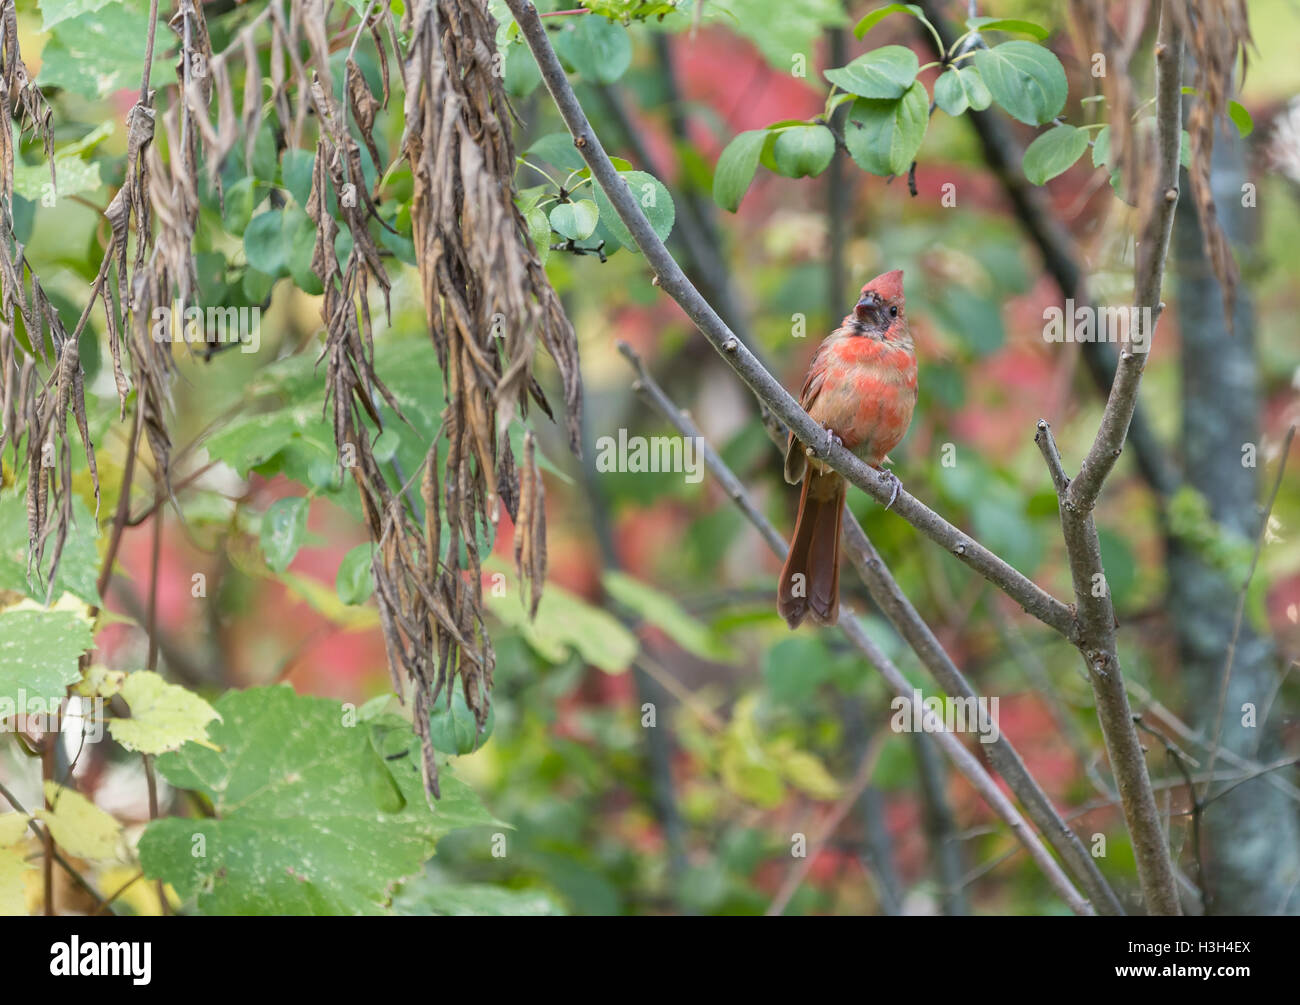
[880,470,902,511]
[824,427,842,454]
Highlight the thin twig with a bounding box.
[766,732,888,916]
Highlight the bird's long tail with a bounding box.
[778,468,845,628]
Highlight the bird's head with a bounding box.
[850,269,907,342]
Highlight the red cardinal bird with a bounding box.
[778,269,917,629]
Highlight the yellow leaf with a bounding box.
[0,812,28,845]
[777,746,842,801]
[75,665,127,698]
[108,671,220,754]
[35,783,125,862]
[0,813,31,916]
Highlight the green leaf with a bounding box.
[221,176,258,236]
[371,428,400,463]
[503,40,541,98]
[591,170,674,250]
[108,671,220,755]
[720,0,847,70]
[488,579,638,673]
[555,16,632,84]
[823,44,919,99]
[428,690,495,756]
[933,65,992,116]
[39,0,116,30]
[261,497,309,573]
[280,148,316,208]
[284,207,323,296]
[525,206,552,264]
[712,130,767,212]
[526,133,585,173]
[0,603,94,707]
[549,199,600,241]
[602,571,738,662]
[0,495,101,607]
[243,209,288,276]
[1227,100,1253,138]
[1092,125,1111,168]
[844,81,929,176]
[12,123,114,201]
[36,2,174,97]
[972,41,1068,126]
[1022,124,1089,185]
[769,125,836,178]
[336,545,375,606]
[139,688,500,915]
[965,16,1049,41]
[854,3,927,39]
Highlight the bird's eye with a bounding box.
[889,306,898,317]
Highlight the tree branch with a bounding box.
[1027,5,1186,916]
[616,340,1093,914]
[506,0,1078,645]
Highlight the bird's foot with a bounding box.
[879,469,902,511]
[823,426,843,454]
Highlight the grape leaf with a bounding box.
[139,687,501,915]
[108,671,221,755]
[0,602,94,707]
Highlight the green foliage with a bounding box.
[0,495,100,606]
[768,125,835,179]
[933,66,992,117]
[713,0,847,70]
[0,604,94,706]
[964,16,1049,41]
[12,122,112,201]
[1022,124,1090,185]
[139,688,500,915]
[428,690,496,755]
[336,545,376,606]
[488,578,638,673]
[550,199,601,241]
[554,16,633,84]
[971,41,1068,126]
[1168,486,1253,582]
[844,83,929,176]
[854,4,930,40]
[36,0,174,97]
[712,130,767,212]
[260,497,309,573]
[602,570,738,661]
[590,169,675,249]
[824,45,919,99]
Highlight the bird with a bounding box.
[777,269,917,629]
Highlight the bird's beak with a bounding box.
[854,291,883,323]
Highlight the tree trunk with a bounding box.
[1169,125,1300,915]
